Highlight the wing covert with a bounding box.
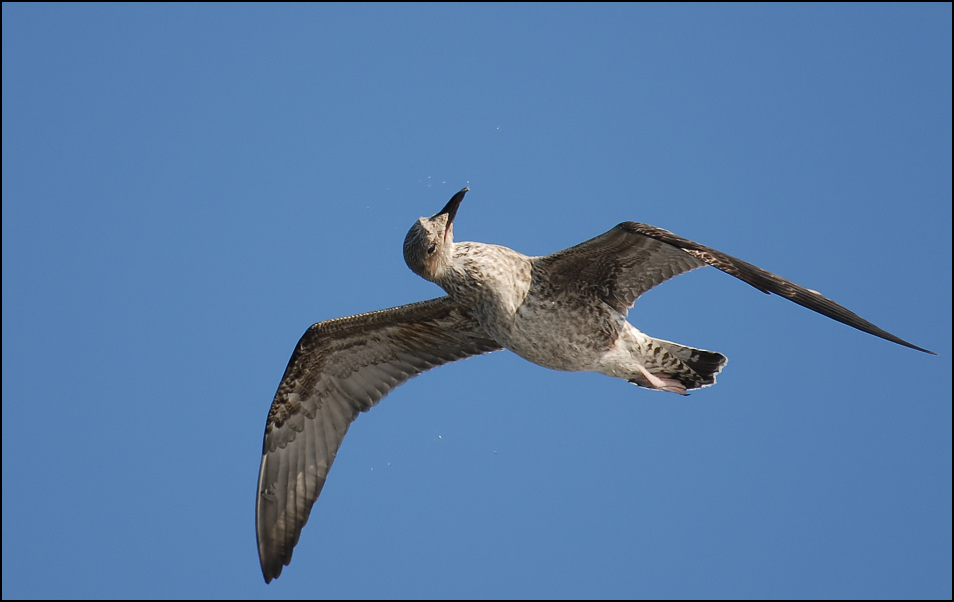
[534,222,706,312]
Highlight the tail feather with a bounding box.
[629,339,728,394]
[666,342,728,388]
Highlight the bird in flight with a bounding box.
[256,187,932,582]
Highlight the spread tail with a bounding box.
[628,339,727,395]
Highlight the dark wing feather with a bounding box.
[256,296,501,582]
[536,222,933,354]
[534,223,707,312]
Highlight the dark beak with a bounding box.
[433,187,468,226]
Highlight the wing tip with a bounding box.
[258,541,290,584]
[896,339,936,355]
[262,563,282,584]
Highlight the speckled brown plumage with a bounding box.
[257,187,932,583]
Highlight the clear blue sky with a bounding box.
[2,3,951,599]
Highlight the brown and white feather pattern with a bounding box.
[257,189,933,584]
[256,296,500,583]
[537,222,932,353]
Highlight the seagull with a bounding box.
[256,187,932,582]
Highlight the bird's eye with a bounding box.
[426,243,437,255]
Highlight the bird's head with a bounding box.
[403,187,467,282]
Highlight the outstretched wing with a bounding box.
[257,296,502,582]
[535,222,933,354]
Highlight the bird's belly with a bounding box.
[477,296,623,372]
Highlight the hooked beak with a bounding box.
[433,187,468,227]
